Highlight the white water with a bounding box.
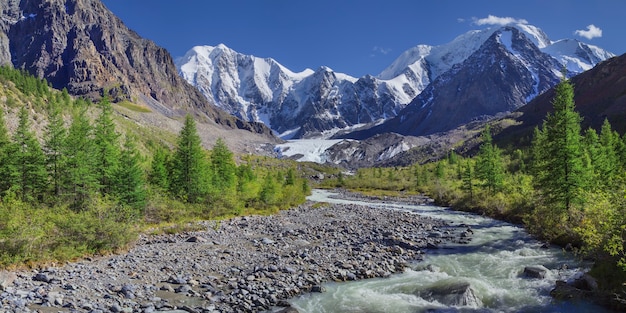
[288,189,610,313]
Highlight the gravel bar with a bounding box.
[0,193,472,313]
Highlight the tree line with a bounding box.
[331,77,626,290]
[0,66,310,266]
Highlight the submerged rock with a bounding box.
[420,281,483,307]
[523,265,549,279]
[551,280,592,300]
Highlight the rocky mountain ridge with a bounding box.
[345,26,567,138]
[493,51,626,146]
[0,0,275,149]
[178,23,613,140]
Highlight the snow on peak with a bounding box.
[497,29,515,53]
[510,23,552,48]
[541,38,615,72]
[378,44,432,80]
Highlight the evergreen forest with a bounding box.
[0,66,311,266]
[323,77,626,292]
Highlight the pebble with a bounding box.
[0,190,467,312]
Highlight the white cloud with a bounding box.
[371,46,392,57]
[473,15,528,26]
[574,24,602,40]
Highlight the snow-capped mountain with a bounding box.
[346,26,567,139]
[177,23,614,140]
[176,45,414,138]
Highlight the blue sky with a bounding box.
[101,0,626,77]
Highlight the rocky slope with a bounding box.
[0,0,274,143]
[494,52,626,145]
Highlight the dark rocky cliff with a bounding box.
[0,0,273,136]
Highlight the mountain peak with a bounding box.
[178,21,613,139]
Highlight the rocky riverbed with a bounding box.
[0,192,472,313]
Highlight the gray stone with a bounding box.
[261,237,275,244]
[186,236,207,243]
[523,265,549,279]
[0,271,17,291]
[33,272,51,283]
[573,273,598,291]
[421,281,482,307]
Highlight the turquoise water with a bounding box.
[288,189,611,313]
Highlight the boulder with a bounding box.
[550,280,592,300]
[572,273,598,291]
[523,265,549,279]
[421,281,482,307]
[0,271,16,291]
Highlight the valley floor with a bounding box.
[0,193,467,313]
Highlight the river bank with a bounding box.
[0,192,468,312]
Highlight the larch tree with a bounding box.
[12,107,47,202]
[532,77,587,220]
[475,125,504,194]
[93,97,120,195]
[149,147,170,191]
[210,138,237,192]
[44,102,67,198]
[0,108,13,196]
[112,135,147,211]
[63,108,98,210]
[169,114,211,203]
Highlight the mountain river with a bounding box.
[288,189,611,313]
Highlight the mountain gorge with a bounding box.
[178,23,613,140]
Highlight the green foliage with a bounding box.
[0,66,51,98]
[63,108,98,210]
[462,161,474,201]
[210,138,237,193]
[112,135,147,212]
[169,114,212,203]
[475,125,505,194]
[93,97,121,195]
[0,108,14,197]
[149,147,170,190]
[0,197,136,267]
[44,102,67,198]
[532,78,587,218]
[11,107,47,202]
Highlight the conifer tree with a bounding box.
[63,108,98,209]
[149,147,170,190]
[475,125,504,194]
[260,173,280,206]
[530,126,547,178]
[435,162,445,179]
[169,114,211,203]
[533,77,586,216]
[210,138,237,192]
[44,102,67,198]
[597,119,619,186]
[285,167,296,186]
[12,107,47,202]
[0,108,13,196]
[112,135,146,211]
[93,97,120,195]
[462,162,474,201]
